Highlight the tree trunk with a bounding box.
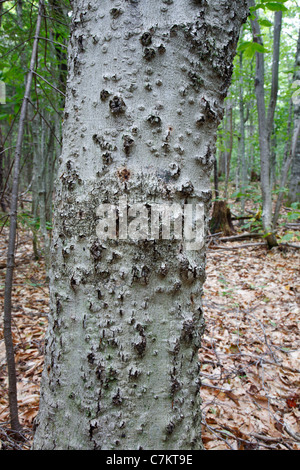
[0,126,8,212]
[218,118,226,177]
[213,155,219,200]
[249,2,282,248]
[288,28,300,205]
[33,0,248,450]
[0,1,3,29]
[289,124,300,205]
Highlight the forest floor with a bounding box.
[0,205,299,450]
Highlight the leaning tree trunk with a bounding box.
[33,0,248,450]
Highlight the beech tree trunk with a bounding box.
[33,0,248,450]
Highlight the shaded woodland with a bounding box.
[0,0,299,450]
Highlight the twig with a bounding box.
[209,243,266,251]
[283,422,300,442]
[0,425,25,451]
[0,146,16,156]
[3,0,44,434]
[32,71,66,96]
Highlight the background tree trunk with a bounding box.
[33,0,248,450]
[288,28,300,205]
[0,127,8,212]
[274,29,300,225]
[250,2,282,247]
[210,200,235,236]
[3,0,44,433]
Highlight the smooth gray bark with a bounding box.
[224,99,233,200]
[33,0,248,450]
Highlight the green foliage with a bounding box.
[232,185,263,206]
[238,41,270,58]
[286,203,300,221]
[241,216,263,233]
[216,0,298,228]
[0,1,70,246]
[0,0,70,120]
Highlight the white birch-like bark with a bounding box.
[33,0,248,450]
[4,0,44,433]
[274,29,300,223]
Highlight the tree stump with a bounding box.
[210,200,236,236]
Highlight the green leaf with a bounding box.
[287,211,300,221]
[258,18,273,27]
[231,190,247,198]
[264,2,288,11]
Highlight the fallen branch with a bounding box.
[0,256,35,270]
[283,422,300,442]
[284,223,300,229]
